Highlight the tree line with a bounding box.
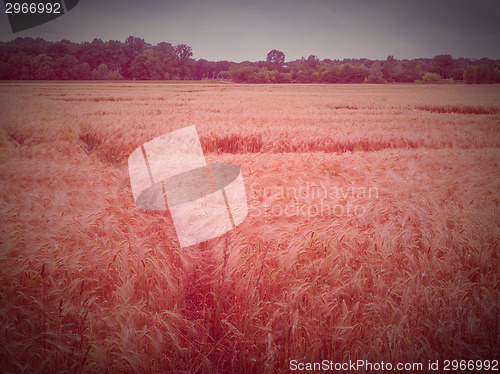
[1,36,499,84]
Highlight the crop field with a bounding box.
[0,81,499,373]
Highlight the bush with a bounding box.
[229,65,258,83]
[364,74,386,84]
[463,64,499,84]
[217,71,230,80]
[463,65,474,84]
[422,72,441,83]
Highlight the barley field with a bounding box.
[0,81,499,373]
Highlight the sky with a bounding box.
[1,0,499,62]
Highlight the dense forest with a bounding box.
[1,36,499,83]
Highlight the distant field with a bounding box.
[0,82,499,373]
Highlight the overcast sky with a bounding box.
[1,0,499,62]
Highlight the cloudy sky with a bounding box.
[1,0,499,62]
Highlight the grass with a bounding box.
[0,82,499,373]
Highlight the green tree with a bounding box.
[154,42,175,56]
[266,49,285,71]
[381,55,398,82]
[450,67,464,80]
[0,61,8,79]
[473,64,495,84]
[73,62,91,80]
[129,55,149,79]
[31,54,55,80]
[174,44,193,61]
[229,65,258,83]
[125,36,149,56]
[129,51,175,80]
[321,64,340,83]
[105,40,129,74]
[54,54,81,79]
[402,60,423,82]
[194,59,213,79]
[340,63,370,83]
[6,54,31,79]
[430,54,454,79]
[253,67,271,83]
[365,61,385,83]
[174,44,193,80]
[305,55,319,70]
[77,39,108,70]
[92,63,110,80]
[296,69,313,83]
[463,65,474,84]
